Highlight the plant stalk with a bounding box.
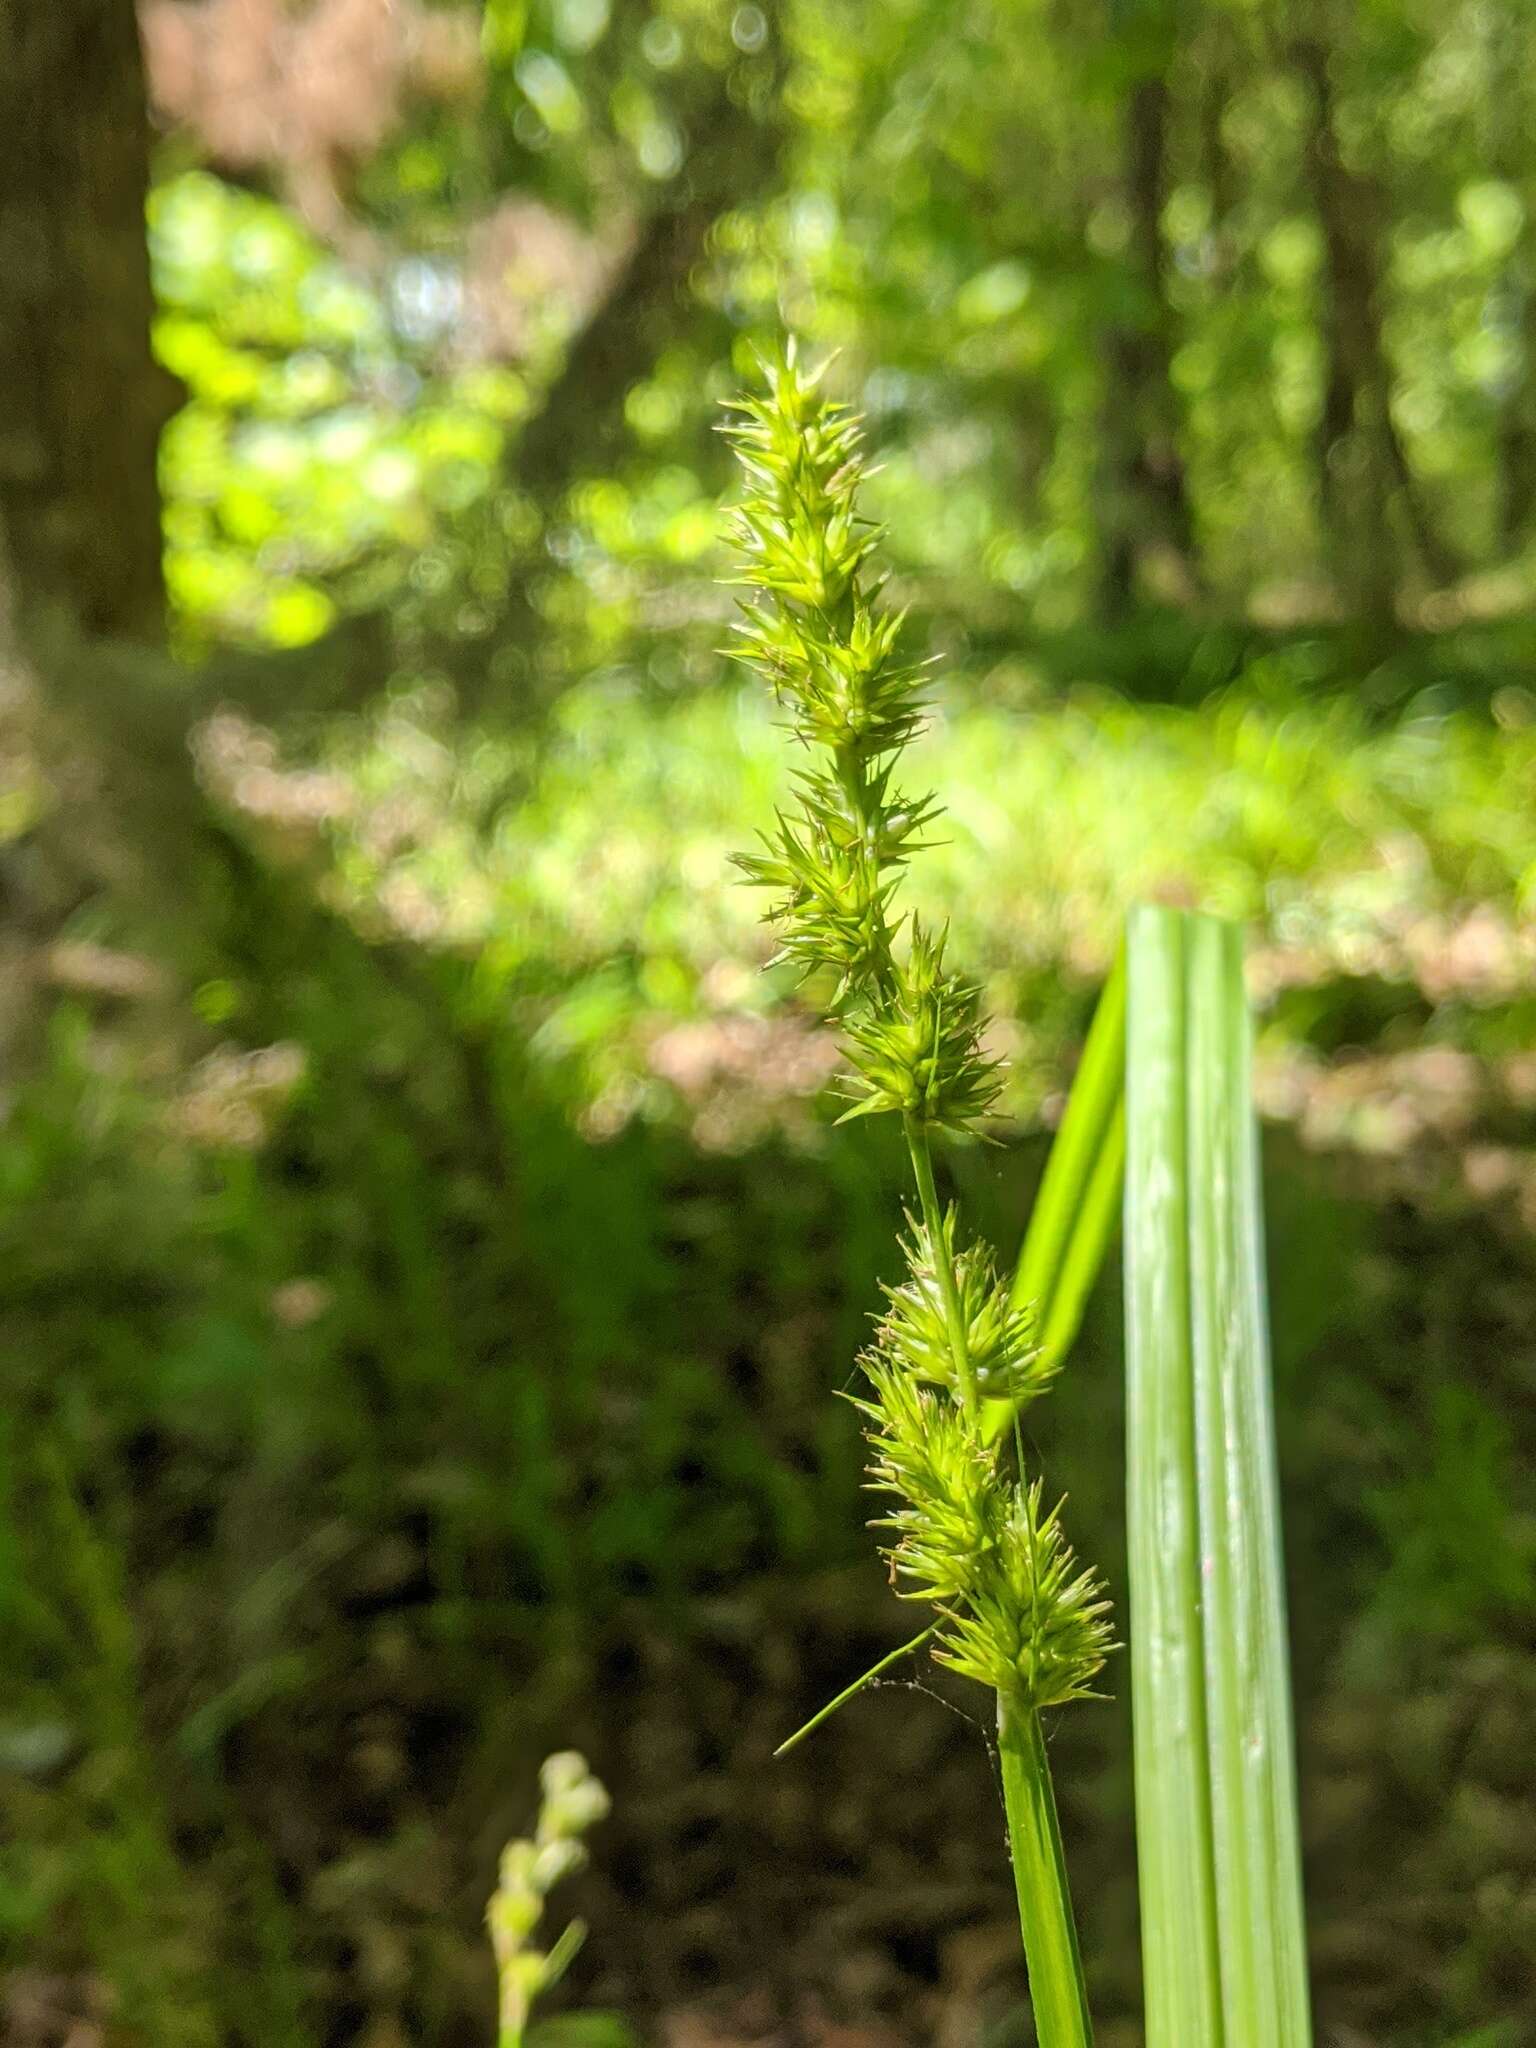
[905,1111,1094,2043]
[997,1697,1095,2048]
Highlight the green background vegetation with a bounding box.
[1,2,1534,2044]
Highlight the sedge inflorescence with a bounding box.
[486,1752,610,2048]
[723,345,1111,1718]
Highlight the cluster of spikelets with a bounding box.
[486,1752,611,2048]
[724,346,1112,1718]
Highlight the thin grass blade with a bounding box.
[1012,948,1126,1339]
[772,1626,936,1756]
[1038,1091,1124,1365]
[986,955,1126,1445]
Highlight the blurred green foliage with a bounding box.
[153,171,532,645]
[150,0,1536,663]
[5,0,1536,2042]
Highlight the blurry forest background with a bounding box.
[2,2,1535,2045]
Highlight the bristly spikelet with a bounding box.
[877,1207,1056,1410]
[934,1483,1114,1710]
[723,343,1112,1723]
[840,919,1001,1130]
[851,1356,1000,1605]
[851,1353,1110,1712]
[722,345,936,1032]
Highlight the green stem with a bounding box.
[902,1111,978,1417]
[997,1697,1095,2048]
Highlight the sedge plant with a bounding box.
[723,347,1113,2046]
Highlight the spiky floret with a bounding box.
[935,1482,1114,1711]
[724,344,1112,1723]
[876,1207,1056,1410]
[733,604,929,762]
[841,920,1001,1130]
[735,763,940,999]
[852,1356,1000,1605]
[723,360,882,624]
[853,1362,1111,1715]
[723,345,934,1024]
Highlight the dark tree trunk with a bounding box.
[1100,70,1202,618]
[0,0,179,642]
[513,77,781,500]
[509,24,783,504]
[1489,5,1536,557]
[1294,37,1393,633]
[1497,274,1536,553]
[1295,35,1460,634]
[1198,28,1236,250]
[0,0,397,1062]
[476,22,783,700]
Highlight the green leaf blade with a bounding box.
[1124,906,1226,2048]
[1185,917,1311,2048]
[987,952,1126,1446]
[1125,904,1312,2048]
[1012,947,1126,1332]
